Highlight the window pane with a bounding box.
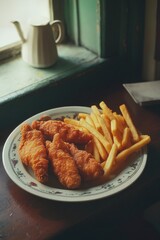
[0,0,50,48]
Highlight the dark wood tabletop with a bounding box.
[1,83,160,240]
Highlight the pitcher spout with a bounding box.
[12,21,26,43]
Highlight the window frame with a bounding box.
[63,0,103,57]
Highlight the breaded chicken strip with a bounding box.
[46,133,81,189]
[19,124,49,183]
[32,120,92,144]
[68,144,104,181]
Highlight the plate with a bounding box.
[2,106,147,202]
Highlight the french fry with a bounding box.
[99,101,115,120]
[111,119,122,149]
[103,143,118,175]
[85,114,94,126]
[90,112,102,132]
[91,105,113,143]
[77,113,88,119]
[119,104,139,142]
[83,115,108,160]
[121,127,132,149]
[101,114,111,132]
[64,117,80,127]
[113,112,126,133]
[111,119,118,136]
[91,105,101,116]
[91,105,104,133]
[113,112,125,124]
[80,119,112,154]
[63,117,88,132]
[96,114,113,144]
[116,135,151,163]
[113,136,121,150]
[93,136,108,160]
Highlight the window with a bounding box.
[0,0,52,59]
[0,0,103,61]
[64,0,102,56]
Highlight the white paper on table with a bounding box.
[123,80,160,106]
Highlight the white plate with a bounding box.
[2,106,147,202]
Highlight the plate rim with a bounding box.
[2,106,147,202]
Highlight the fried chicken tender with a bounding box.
[19,124,49,183]
[68,144,104,181]
[31,120,92,144]
[46,133,81,189]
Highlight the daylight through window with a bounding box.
[0,0,51,49]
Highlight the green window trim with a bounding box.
[64,0,103,57]
[56,0,145,74]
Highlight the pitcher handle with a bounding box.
[50,20,65,44]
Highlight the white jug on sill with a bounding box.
[12,17,64,68]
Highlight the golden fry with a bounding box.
[91,105,112,143]
[116,135,151,163]
[111,119,122,149]
[119,104,139,142]
[77,113,88,119]
[64,117,80,127]
[85,114,94,126]
[103,143,118,175]
[97,114,113,144]
[93,136,108,161]
[91,105,101,116]
[121,127,132,149]
[63,117,88,133]
[113,112,126,133]
[113,136,122,150]
[82,115,108,160]
[111,119,118,136]
[90,112,102,132]
[101,114,111,131]
[99,101,115,120]
[80,119,111,154]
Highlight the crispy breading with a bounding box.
[68,143,104,181]
[31,120,92,144]
[46,133,81,189]
[18,124,48,183]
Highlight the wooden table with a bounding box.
[1,83,160,240]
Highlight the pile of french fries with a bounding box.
[64,101,151,178]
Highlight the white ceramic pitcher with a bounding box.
[12,18,64,68]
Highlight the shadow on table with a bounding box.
[50,213,160,240]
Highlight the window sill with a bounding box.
[0,44,105,105]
